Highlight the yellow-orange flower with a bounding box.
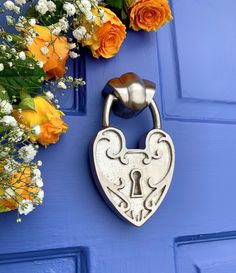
[0,164,38,213]
[14,96,68,147]
[128,0,172,32]
[82,7,126,58]
[26,25,70,80]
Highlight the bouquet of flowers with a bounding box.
[0,0,172,220]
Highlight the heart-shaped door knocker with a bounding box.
[90,72,175,227]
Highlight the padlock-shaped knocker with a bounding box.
[90,73,175,227]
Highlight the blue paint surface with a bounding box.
[1,1,236,272]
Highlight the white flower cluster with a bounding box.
[3,0,29,14]
[15,0,26,5]
[62,0,96,22]
[18,200,35,215]
[0,99,13,114]
[18,144,38,163]
[17,167,44,215]
[4,159,20,173]
[32,168,43,186]
[17,166,44,216]
[73,26,87,41]
[0,98,44,219]
[76,0,96,22]
[49,17,69,35]
[4,1,20,14]
[35,0,56,15]
[8,127,24,142]
[0,32,40,75]
[63,2,76,16]
[70,0,97,42]
[0,115,17,127]
[15,16,37,33]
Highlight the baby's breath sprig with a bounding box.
[0,95,44,221]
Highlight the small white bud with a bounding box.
[19,51,26,60]
[0,64,4,72]
[57,81,67,89]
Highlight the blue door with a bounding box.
[1,1,236,273]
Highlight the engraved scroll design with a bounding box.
[93,127,175,226]
[105,128,165,165]
[107,177,131,212]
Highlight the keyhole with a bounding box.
[130,169,143,198]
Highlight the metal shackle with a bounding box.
[102,92,161,129]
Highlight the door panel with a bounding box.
[158,0,236,122]
[57,57,86,115]
[175,233,236,273]
[0,248,88,273]
[1,1,236,273]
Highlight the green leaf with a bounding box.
[10,35,26,51]
[20,90,31,100]
[0,86,9,100]
[26,5,39,19]
[0,126,5,134]
[0,57,45,98]
[104,0,124,10]
[27,0,64,26]
[121,8,128,21]
[18,97,35,111]
[103,0,128,23]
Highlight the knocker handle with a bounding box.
[102,72,161,129]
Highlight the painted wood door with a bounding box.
[1,1,236,273]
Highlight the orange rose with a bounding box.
[128,0,172,32]
[14,96,68,147]
[38,117,68,146]
[82,7,126,58]
[26,25,69,80]
[0,164,39,212]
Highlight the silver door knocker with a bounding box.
[90,72,175,227]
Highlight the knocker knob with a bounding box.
[102,72,161,129]
[102,72,156,119]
